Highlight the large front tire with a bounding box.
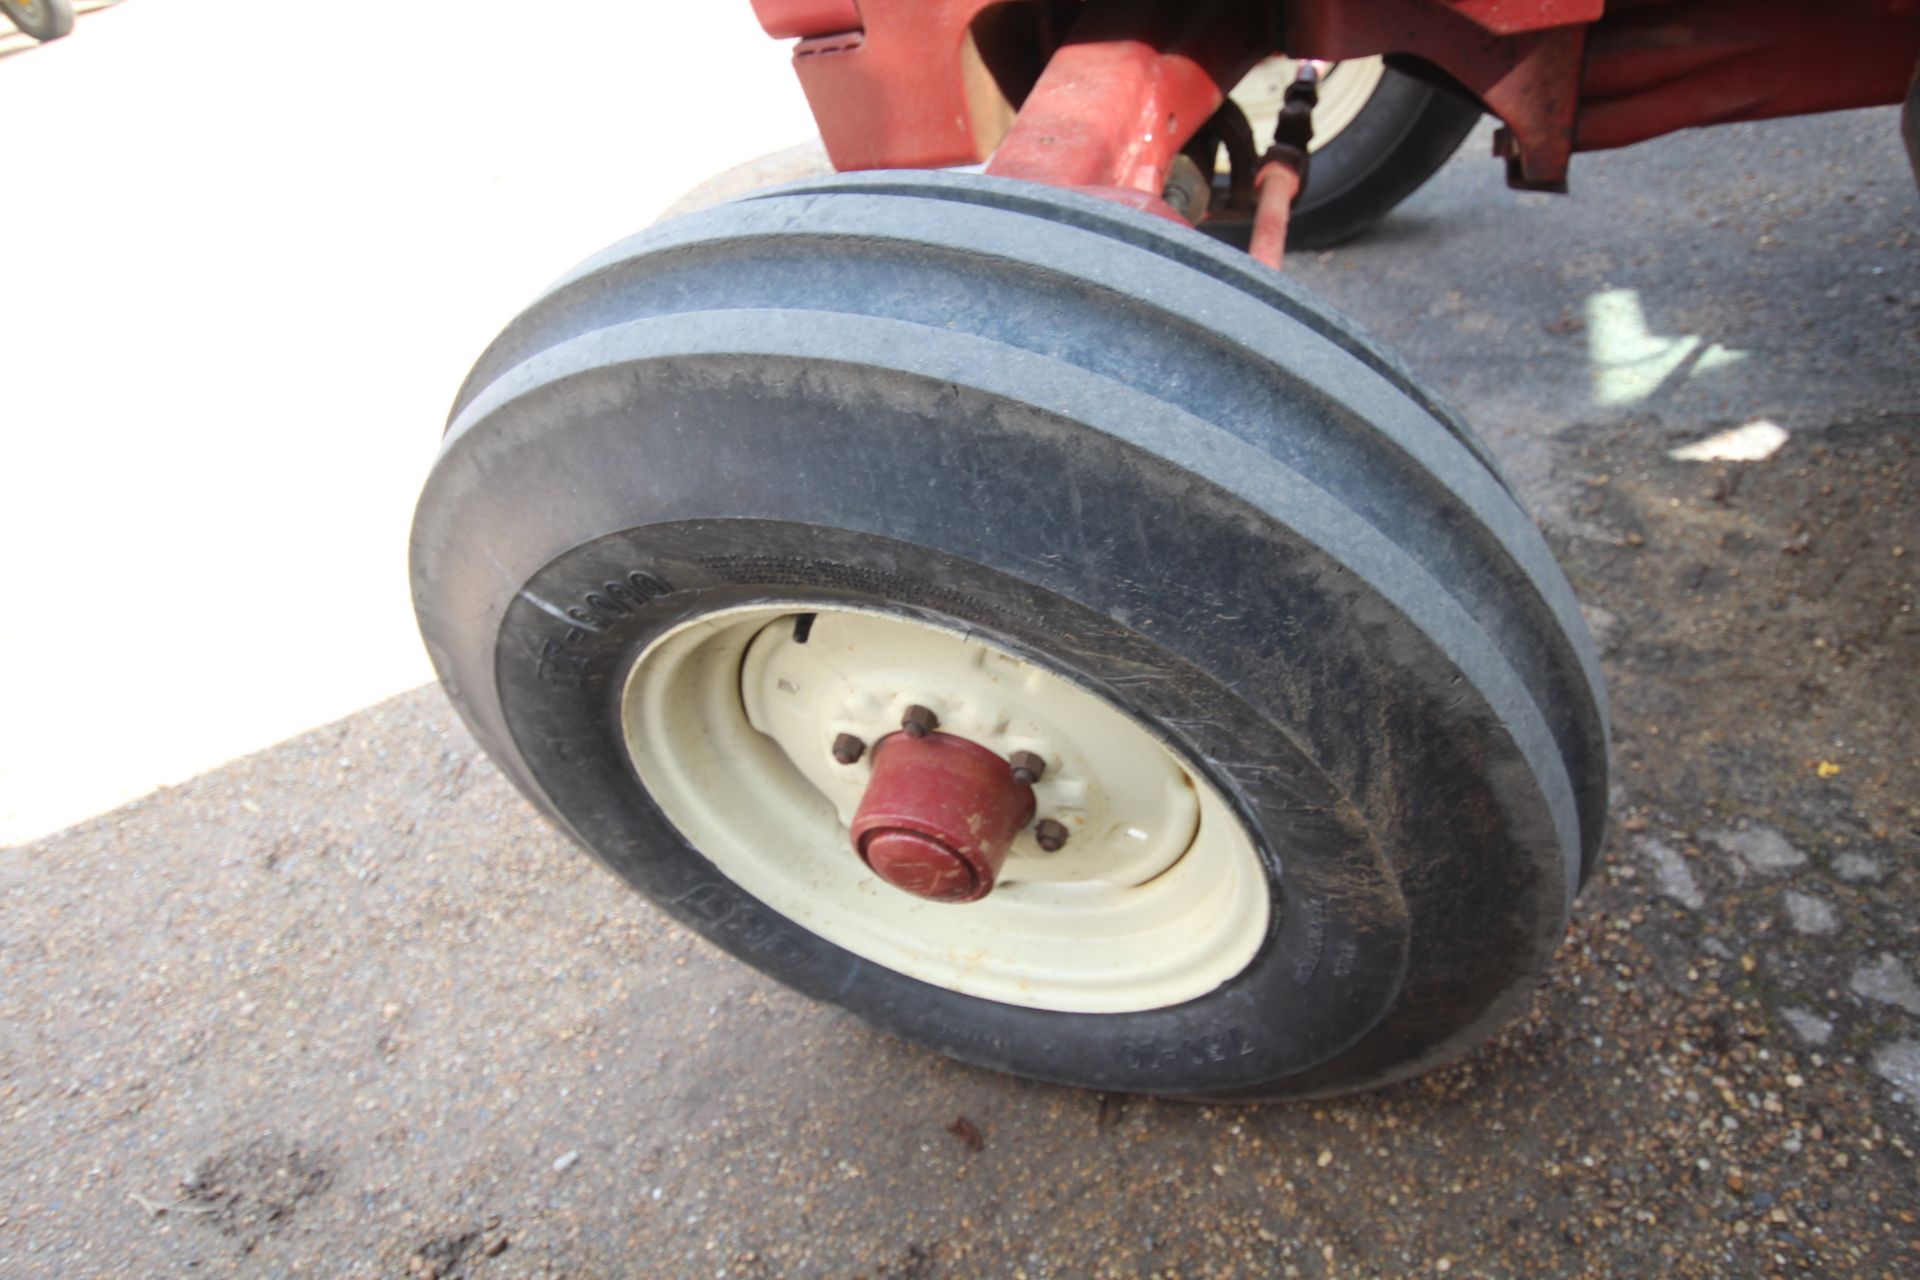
[411,173,1607,1100]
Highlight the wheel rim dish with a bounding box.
[620,603,1271,1014]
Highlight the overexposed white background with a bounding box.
[0,0,813,841]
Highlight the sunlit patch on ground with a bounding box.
[1586,286,1749,407]
[1669,418,1791,462]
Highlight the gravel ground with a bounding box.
[4,109,1918,1277]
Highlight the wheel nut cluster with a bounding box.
[837,706,1070,902]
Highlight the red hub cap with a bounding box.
[849,732,1036,903]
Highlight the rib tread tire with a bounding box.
[414,173,1609,1099]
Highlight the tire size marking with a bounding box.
[563,571,671,633]
[699,554,1000,626]
[536,640,591,690]
[882,1000,1011,1058]
[546,736,598,765]
[1119,1027,1257,1072]
[1292,897,1328,985]
[529,571,672,688]
[672,882,815,977]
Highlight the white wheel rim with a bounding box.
[1229,55,1388,156]
[620,604,1271,1014]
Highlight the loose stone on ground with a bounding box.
[1637,836,1704,910]
[1705,825,1808,876]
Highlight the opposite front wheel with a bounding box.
[1,0,73,42]
[411,172,1607,1100]
[1218,55,1482,248]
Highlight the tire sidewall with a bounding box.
[496,518,1410,1096]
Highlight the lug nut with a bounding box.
[832,733,866,765]
[1034,818,1070,852]
[1009,751,1047,786]
[900,705,939,739]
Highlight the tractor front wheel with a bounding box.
[411,172,1607,1100]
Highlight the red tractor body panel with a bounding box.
[752,0,1920,196]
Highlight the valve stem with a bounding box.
[1250,61,1320,269]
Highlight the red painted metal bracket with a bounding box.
[983,0,1277,197]
[775,0,1013,171]
[761,0,1920,221]
[1442,0,1603,36]
[769,0,1603,194]
[751,0,862,40]
[1284,0,1591,190]
[1577,0,1920,153]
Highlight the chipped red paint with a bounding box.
[850,733,1036,904]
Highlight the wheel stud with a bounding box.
[1009,750,1046,786]
[1034,818,1069,852]
[900,704,939,739]
[832,733,867,765]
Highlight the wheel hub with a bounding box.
[850,732,1035,902]
[739,610,1200,890]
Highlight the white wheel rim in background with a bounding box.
[621,605,1271,1014]
[1230,55,1388,155]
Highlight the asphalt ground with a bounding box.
[5,22,1920,1280]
